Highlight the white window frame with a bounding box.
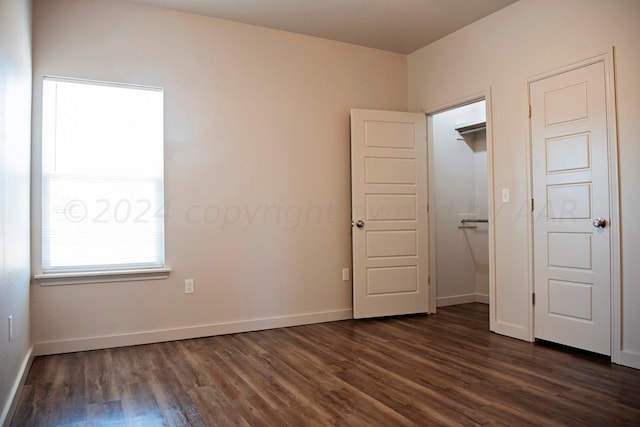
[34,76,171,286]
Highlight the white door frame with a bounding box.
[421,89,497,328]
[525,49,622,363]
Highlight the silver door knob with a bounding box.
[592,218,607,228]
[355,220,365,229]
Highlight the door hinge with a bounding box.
[528,105,532,118]
[531,198,534,212]
[532,292,536,305]
[428,276,431,285]
[426,203,429,213]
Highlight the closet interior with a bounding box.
[431,100,489,310]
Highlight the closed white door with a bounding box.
[350,109,428,319]
[531,61,611,355]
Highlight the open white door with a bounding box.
[350,109,428,319]
[531,61,611,355]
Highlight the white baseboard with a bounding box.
[436,293,489,307]
[475,293,489,304]
[1,347,33,427]
[33,309,353,356]
[616,349,640,370]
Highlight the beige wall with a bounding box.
[30,0,408,353]
[0,0,32,423]
[409,0,640,366]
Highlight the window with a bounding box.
[40,77,167,280]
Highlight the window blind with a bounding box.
[41,77,165,272]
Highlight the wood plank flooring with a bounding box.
[11,303,640,426]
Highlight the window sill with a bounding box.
[34,267,172,286]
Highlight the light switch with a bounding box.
[502,188,510,203]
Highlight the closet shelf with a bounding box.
[455,121,486,135]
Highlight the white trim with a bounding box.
[485,88,498,333]
[525,49,625,365]
[525,51,613,83]
[43,75,163,92]
[524,70,535,342]
[603,47,623,367]
[1,347,33,427]
[436,293,489,307]
[422,89,496,327]
[420,90,488,115]
[32,309,353,356]
[34,267,172,286]
[617,351,640,370]
[426,115,437,314]
[476,293,490,304]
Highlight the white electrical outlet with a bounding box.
[184,279,195,294]
[8,315,13,341]
[342,268,350,281]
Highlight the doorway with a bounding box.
[428,99,493,324]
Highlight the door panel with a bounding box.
[544,83,588,125]
[531,61,611,355]
[546,133,590,172]
[367,266,418,295]
[548,233,592,269]
[351,109,428,319]
[366,194,417,220]
[546,184,591,219]
[548,280,592,320]
[365,157,416,184]
[365,121,416,149]
[366,230,417,258]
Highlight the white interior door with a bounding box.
[350,109,428,319]
[531,61,611,355]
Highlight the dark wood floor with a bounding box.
[11,303,640,426]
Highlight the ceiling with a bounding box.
[122,0,518,54]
